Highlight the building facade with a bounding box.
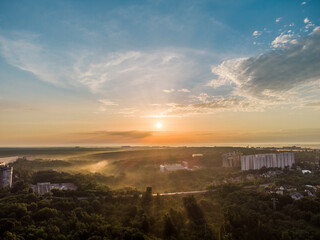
[32,182,77,195]
[160,164,186,172]
[222,151,242,167]
[0,163,13,188]
[241,152,295,171]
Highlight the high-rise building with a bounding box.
[222,151,242,167]
[0,162,13,188]
[241,152,295,171]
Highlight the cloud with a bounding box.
[208,57,248,88]
[252,30,262,37]
[271,32,296,48]
[209,27,320,103]
[160,97,255,117]
[73,48,209,96]
[305,101,320,107]
[99,99,118,106]
[275,18,281,23]
[301,1,307,5]
[0,32,211,100]
[303,18,315,31]
[107,131,152,138]
[163,89,175,93]
[0,33,73,87]
[76,130,152,139]
[177,88,190,93]
[206,77,232,88]
[196,93,210,103]
[142,96,258,118]
[97,99,118,112]
[69,130,153,144]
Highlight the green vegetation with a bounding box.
[0,147,320,239]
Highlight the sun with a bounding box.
[156,122,162,129]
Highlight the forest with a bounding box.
[0,147,320,239]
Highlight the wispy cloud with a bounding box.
[74,48,210,96]
[97,99,118,112]
[143,96,258,118]
[0,33,211,101]
[275,18,281,23]
[0,33,73,88]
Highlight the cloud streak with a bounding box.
[0,33,73,87]
[75,130,152,139]
[0,33,210,104]
[68,128,320,144]
[143,96,257,118]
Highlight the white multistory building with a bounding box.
[160,164,186,172]
[0,162,13,188]
[241,152,294,171]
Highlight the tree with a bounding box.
[33,207,58,222]
[183,196,205,225]
[163,214,176,239]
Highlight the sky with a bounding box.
[0,0,320,146]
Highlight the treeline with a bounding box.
[2,179,320,239]
[0,184,216,239]
[216,184,320,240]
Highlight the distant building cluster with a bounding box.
[160,164,186,172]
[241,152,295,171]
[222,151,295,171]
[222,151,242,168]
[160,153,202,172]
[32,182,77,195]
[0,162,13,188]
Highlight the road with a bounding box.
[152,189,214,197]
[50,189,215,200]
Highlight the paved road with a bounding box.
[152,189,214,197]
[50,189,214,200]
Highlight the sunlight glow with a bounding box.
[156,122,163,129]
